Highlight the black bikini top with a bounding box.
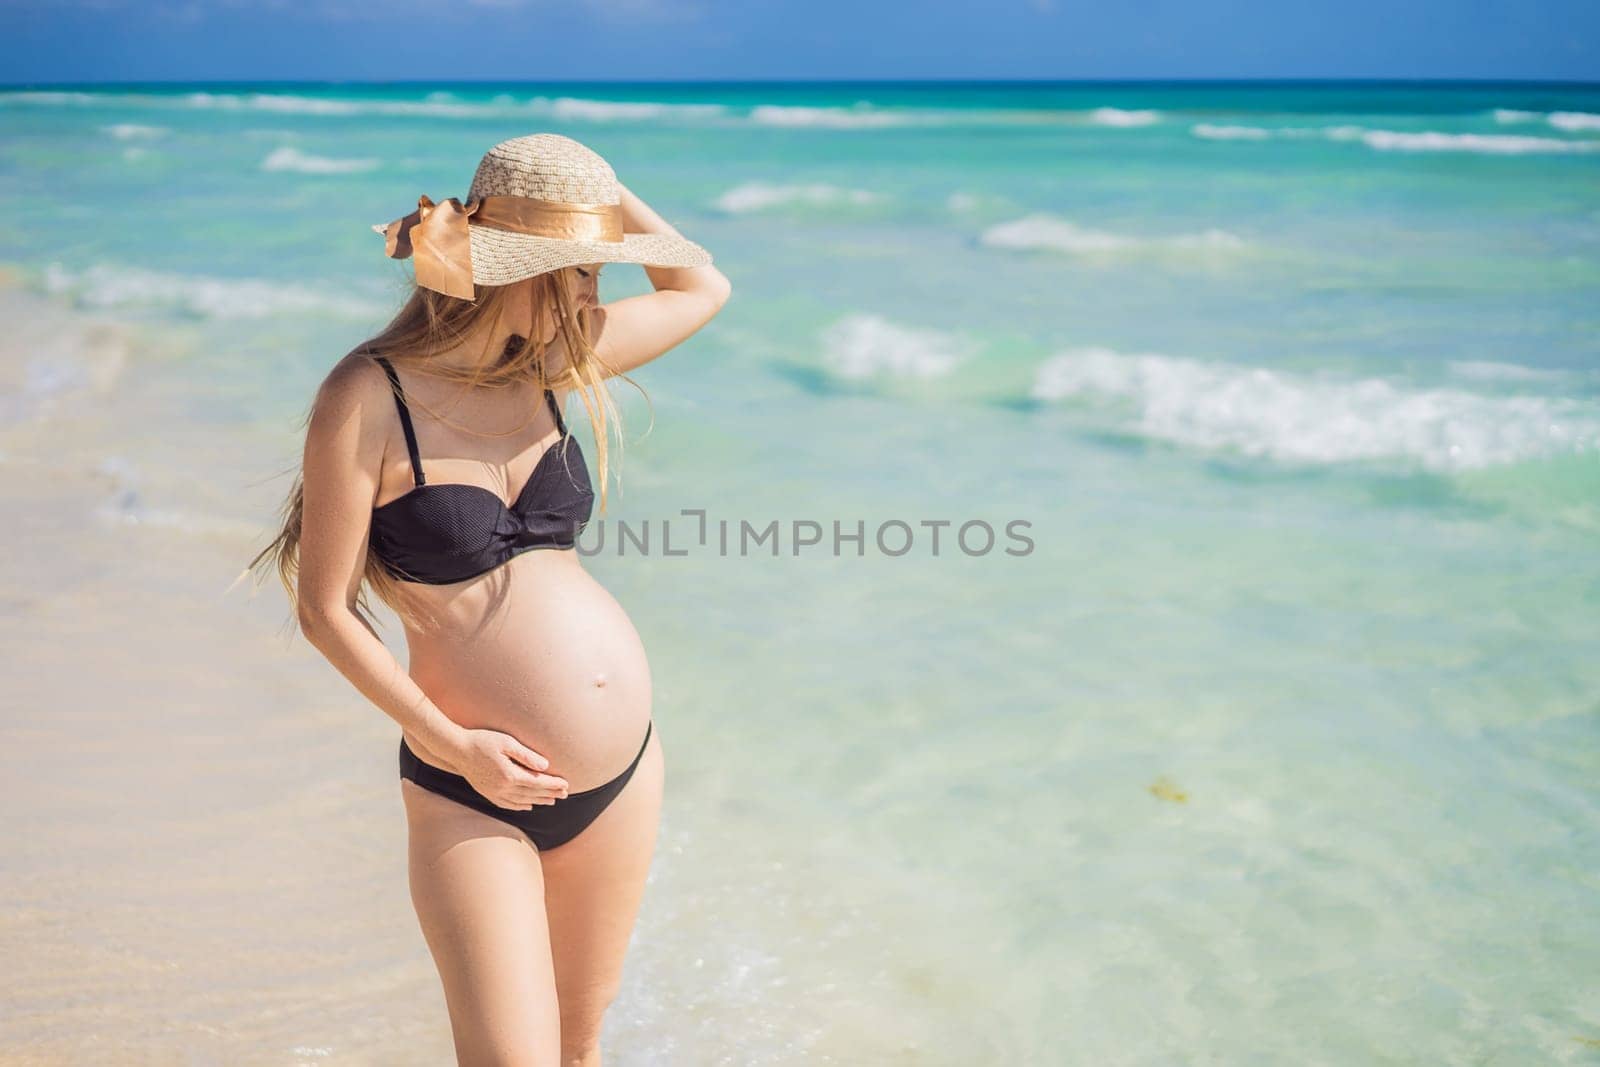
[368,355,595,585]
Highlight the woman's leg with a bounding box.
[403,778,561,1067]
[539,726,665,1067]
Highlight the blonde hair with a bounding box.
[239,267,638,634]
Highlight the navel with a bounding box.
[593,673,607,689]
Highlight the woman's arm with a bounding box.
[617,180,731,300]
[293,356,477,773]
[292,356,568,810]
[582,181,732,379]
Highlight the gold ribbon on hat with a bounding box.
[372,194,626,300]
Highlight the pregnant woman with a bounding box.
[246,134,731,1065]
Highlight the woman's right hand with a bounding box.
[448,727,570,809]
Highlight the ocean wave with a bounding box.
[1191,123,1278,141]
[712,181,883,214]
[185,90,531,120]
[43,262,389,321]
[1549,111,1600,132]
[1193,120,1600,155]
[102,123,168,140]
[0,88,728,123]
[1193,122,1367,141]
[1359,129,1600,154]
[1493,108,1600,132]
[1088,108,1161,127]
[261,146,379,174]
[1031,346,1600,472]
[0,88,994,129]
[190,91,362,115]
[188,90,726,122]
[0,90,101,106]
[980,214,1248,256]
[749,104,916,129]
[820,314,971,380]
[747,104,1165,130]
[11,86,1598,143]
[547,96,726,122]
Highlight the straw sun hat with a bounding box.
[372,132,712,300]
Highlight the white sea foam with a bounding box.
[657,102,1145,130]
[1191,123,1276,140]
[261,146,379,174]
[0,90,101,106]
[1031,346,1600,472]
[1194,121,1600,155]
[4,88,1130,131]
[43,262,389,321]
[546,96,726,122]
[188,91,362,116]
[946,191,982,212]
[2,88,728,124]
[1358,129,1599,154]
[1088,107,1161,127]
[980,214,1248,256]
[189,90,487,119]
[1491,107,1600,132]
[819,314,970,380]
[1191,122,1344,141]
[749,104,914,129]
[1548,110,1600,132]
[102,123,168,140]
[713,182,883,214]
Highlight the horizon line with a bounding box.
[4,76,1599,90]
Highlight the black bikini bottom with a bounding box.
[399,719,653,852]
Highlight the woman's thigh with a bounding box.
[539,727,665,1050]
[402,778,561,1067]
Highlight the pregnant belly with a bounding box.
[403,550,653,792]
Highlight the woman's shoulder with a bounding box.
[300,352,396,481]
[315,351,396,419]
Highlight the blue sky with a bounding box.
[3,0,1597,83]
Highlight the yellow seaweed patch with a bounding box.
[1148,775,1188,803]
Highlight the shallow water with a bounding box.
[1,81,1598,1065]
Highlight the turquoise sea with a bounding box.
[1,81,1598,1064]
